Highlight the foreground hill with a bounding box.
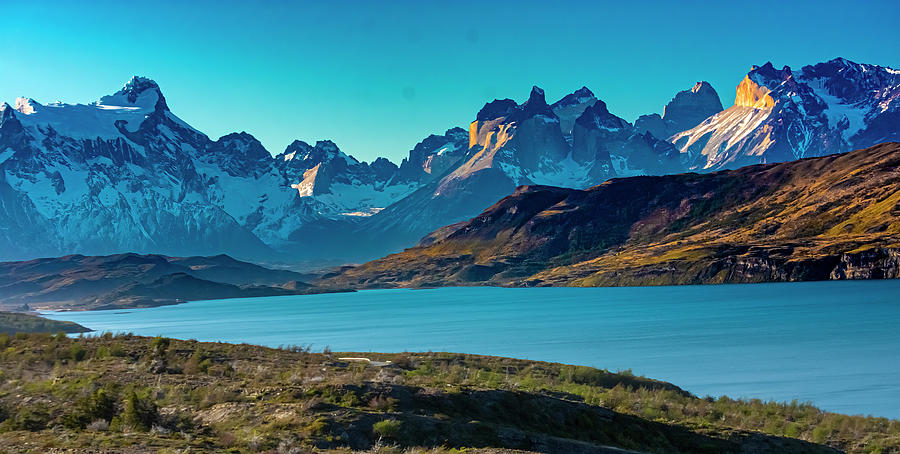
[3,333,894,453]
[326,142,900,288]
[0,253,340,311]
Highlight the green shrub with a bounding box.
[305,417,329,436]
[109,342,126,357]
[94,346,110,359]
[69,343,87,362]
[6,406,51,431]
[340,390,361,407]
[62,388,117,429]
[373,419,403,439]
[812,426,830,444]
[151,336,170,356]
[184,349,212,374]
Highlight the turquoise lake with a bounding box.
[42,280,900,419]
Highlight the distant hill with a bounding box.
[0,253,343,311]
[326,142,900,288]
[0,311,89,335]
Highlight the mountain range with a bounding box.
[1,57,898,263]
[324,142,900,288]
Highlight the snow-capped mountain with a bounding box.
[0,77,273,260]
[671,58,900,170]
[0,77,437,261]
[2,58,897,264]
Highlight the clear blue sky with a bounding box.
[2,0,899,163]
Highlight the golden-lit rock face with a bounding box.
[734,76,775,109]
[468,118,515,152]
[290,164,321,196]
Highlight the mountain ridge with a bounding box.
[323,142,900,289]
[2,58,898,264]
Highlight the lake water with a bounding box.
[43,280,900,419]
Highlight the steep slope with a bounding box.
[672,58,900,170]
[0,253,330,311]
[326,142,900,288]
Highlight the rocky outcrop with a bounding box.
[830,248,900,280]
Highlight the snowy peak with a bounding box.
[121,76,162,102]
[97,76,168,112]
[799,58,900,105]
[278,139,358,169]
[14,97,39,115]
[672,57,900,171]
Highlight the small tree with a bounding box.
[372,419,403,439]
[122,390,158,431]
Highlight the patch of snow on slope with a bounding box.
[526,154,593,188]
[807,78,868,141]
[309,182,419,217]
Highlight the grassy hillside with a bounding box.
[0,334,896,453]
[326,143,900,288]
[0,311,89,335]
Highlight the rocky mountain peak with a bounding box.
[97,76,168,112]
[551,86,598,136]
[122,76,162,100]
[551,86,595,108]
[0,102,14,122]
[734,75,775,108]
[14,97,38,115]
[509,86,557,123]
[576,100,629,131]
[475,99,518,121]
[214,132,269,158]
[661,81,723,132]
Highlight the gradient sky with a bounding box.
[2,0,899,163]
